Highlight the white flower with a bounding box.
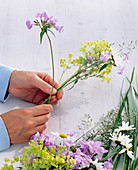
[92,158,104,170]
[109,131,118,142]
[110,132,132,146]
[51,132,76,146]
[119,148,134,160]
[115,121,136,132]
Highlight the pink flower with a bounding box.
[104,161,113,170]
[55,25,64,33]
[100,51,111,62]
[26,19,33,29]
[117,66,126,75]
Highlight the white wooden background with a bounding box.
[0,0,138,167]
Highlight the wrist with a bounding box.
[8,70,18,93]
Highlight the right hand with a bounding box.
[0,104,52,144]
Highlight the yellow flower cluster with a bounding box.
[80,40,112,58]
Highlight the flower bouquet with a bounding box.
[26,11,137,103]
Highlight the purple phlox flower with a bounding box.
[104,161,113,170]
[36,12,49,20]
[79,141,91,155]
[117,66,126,75]
[30,154,37,163]
[41,132,53,146]
[35,13,42,18]
[82,65,87,72]
[64,140,75,147]
[100,51,111,62]
[26,19,33,29]
[55,25,64,33]
[49,18,58,26]
[30,132,41,142]
[87,55,93,63]
[67,131,76,137]
[73,148,91,169]
[107,157,112,163]
[89,141,108,155]
[42,12,48,19]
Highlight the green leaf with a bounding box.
[69,78,78,90]
[122,152,129,170]
[40,31,44,44]
[130,67,135,83]
[99,63,108,73]
[113,154,121,170]
[130,157,138,170]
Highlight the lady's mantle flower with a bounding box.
[91,158,104,170]
[51,132,75,146]
[115,121,136,132]
[100,51,111,62]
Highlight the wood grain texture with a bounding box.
[0,0,138,166]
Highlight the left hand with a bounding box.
[8,71,63,105]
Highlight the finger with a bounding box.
[29,105,53,116]
[32,90,49,105]
[50,100,59,105]
[34,75,57,95]
[37,72,60,89]
[57,89,63,100]
[34,113,51,126]
[30,124,47,136]
[49,95,59,105]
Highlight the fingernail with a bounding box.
[50,88,57,94]
[45,122,48,126]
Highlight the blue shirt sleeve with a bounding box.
[0,64,15,151]
[0,117,10,151]
[0,64,15,102]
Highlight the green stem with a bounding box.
[100,146,122,162]
[42,33,54,104]
[57,69,81,92]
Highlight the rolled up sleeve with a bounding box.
[0,64,15,102]
[0,117,10,151]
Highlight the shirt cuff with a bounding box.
[0,64,15,102]
[0,117,10,151]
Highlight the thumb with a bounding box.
[34,75,57,95]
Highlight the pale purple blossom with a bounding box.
[41,132,54,146]
[100,51,111,62]
[26,19,33,29]
[104,161,113,170]
[27,12,64,33]
[117,66,126,75]
[30,132,41,142]
[35,13,42,18]
[125,55,129,63]
[55,25,64,33]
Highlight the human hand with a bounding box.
[8,71,63,105]
[0,104,52,144]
